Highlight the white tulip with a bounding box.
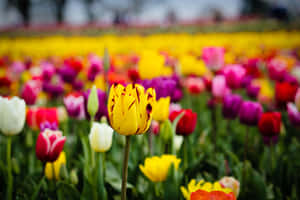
[174,135,184,151]
[0,96,26,136]
[89,122,113,152]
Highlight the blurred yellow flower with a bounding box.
[179,55,207,76]
[153,97,170,122]
[181,179,233,200]
[45,152,66,180]
[139,154,181,182]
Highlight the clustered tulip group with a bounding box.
[0,31,300,200]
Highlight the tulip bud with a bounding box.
[174,135,183,151]
[87,85,99,120]
[160,120,173,142]
[89,122,113,152]
[70,169,78,185]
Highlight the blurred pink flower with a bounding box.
[223,64,246,89]
[212,75,230,99]
[202,47,224,71]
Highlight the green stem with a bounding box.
[99,153,107,200]
[183,138,188,170]
[6,136,12,200]
[92,150,97,200]
[211,106,217,151]
[121,136,131,200]
[243,126,249,188]
[31,176,45,200]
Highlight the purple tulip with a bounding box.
[83,89,108,120]
[21,80,41,105]
[239,101,263,126]
[64,94,85,120]
[287,103,300,126]
[246,82,260,99]
[42,77,64,97]
[41,62,56,81]
[87,55,103,81]
[58,65,77,83]
[223,64,246,89]
[222,94,243,119]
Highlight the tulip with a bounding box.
[181,179,235,200]
[21,80,41,105]
[223,64,246,89]
[222,94,243,119]
[26,107,59,130]
[42,77,64,97]
[174,135,184,151]
[41,62,56,81]
[219,177,240,198]
[150,120,160,135]
[202,47,224,71]
[239,101,263,126]
[258,112,281,138]
[108,83,156,136]
[212,75,230,99]
[84,87,107,121]
[0,96,26,200]
[268,58,287,81]
[275,81,298,107]
[35,129,66,162]
[89,122,113,152]
[40,121,58,131]
[63,92,85,120]
[0,96,26,136]
[246,82,260,99]
[139,154,181,182]
[169,109,197,136]
[191,189,236,200]
[108,83,156,200]
[153,97,170,122]
[45,152,66,180]
[287,103,300,126]
[185,77,205,95]
[58,65,78,83]
[87,55,103,81]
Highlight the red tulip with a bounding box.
[258,112,281,137]
[26,107,59,130]
[191,189,236,200]
[185,77,205,95]
[275,81,298,106]
[169,109,197,136]
[36,129,66,162]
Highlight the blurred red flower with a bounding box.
[169,109,197,136]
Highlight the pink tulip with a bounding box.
[268,59,287,81]
[63,92,85,120]
[202,47,224,71]
[36,129,66,162]
[185,77,205,95]
[223,64,246,89]
[212,75,230,99]
[21,80,41,105]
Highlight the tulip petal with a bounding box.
[36,133,51,162]
[49,137,66,162]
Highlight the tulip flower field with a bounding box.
[1,31,300,200]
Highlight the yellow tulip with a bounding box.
[181,179,233,200]
[44,152,66,180]
[153,97,170,122]
[139,154,181,182]
[179,55,207,76]
[108,83,156,136]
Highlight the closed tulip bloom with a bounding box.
[202,47,224,71]
[0,96,26,135]
[287,103,300,126]
[36,129,66,162]
[108,83,156,136]
[212,75,231,99]
[139,155,181,182]
[64,92,85,120]
[223,64,246,89]
[258,112,281,137]
[169,109,197,136]
[219,177,240,198]
[84,87,107,121]
[275,81,298,106]
[21,80,41,105]
[89,122,113,152]
[153,97,170,121]
[45,151,66,180]
[185,77,205,95]
[268,58,287,81]
[222,94,243,119]
[239,101,263,126]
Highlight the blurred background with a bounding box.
[0,0,299,29]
